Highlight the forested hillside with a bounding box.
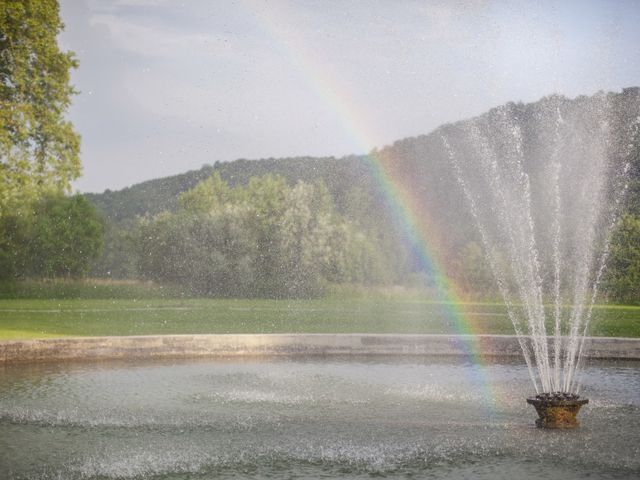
[86,156,388,222]
[86,89,640,301]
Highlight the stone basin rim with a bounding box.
[526,397,590,407]
[1,333,640,364]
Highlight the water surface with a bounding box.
[0,356,638,479]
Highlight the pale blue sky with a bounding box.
[59,0,640,193]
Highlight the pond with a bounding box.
[0,356,638,479]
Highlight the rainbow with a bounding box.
[242,2,503,410]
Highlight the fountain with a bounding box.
[526,393,588,428]
[0,95,639,479]
[1,356,639,478]
[441,88,640,427]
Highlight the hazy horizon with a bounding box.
[59,0,640,193]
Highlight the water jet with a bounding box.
[441,90,640,428]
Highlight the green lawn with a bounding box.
[1,297,639,340]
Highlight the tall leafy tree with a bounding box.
[0,0,80,213]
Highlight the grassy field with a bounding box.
[1,295,639,340]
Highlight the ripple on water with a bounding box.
[0,357,638,479]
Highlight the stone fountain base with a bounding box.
[527,393,588,429]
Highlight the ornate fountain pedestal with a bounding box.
[527,393,589,429]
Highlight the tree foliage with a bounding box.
[0,194,103,279]
[138,174,387,297]
[89,219,139,279]
[602,214,640,304]
[452,241,496,296]
[0,0,80,213]
[87,90,640,302]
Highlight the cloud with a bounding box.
[59,0,640,192]
[88,13,235,59]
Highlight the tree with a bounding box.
[178,172,236,213]
[0,205,30,279]
[602,214,640,304]
[0,0,80,214]
[138,211,257,297]
[89,219,139,279]
[452,241,497,297]
[0,194,103,279]
[30,194,104,277]
[138,174,387,298]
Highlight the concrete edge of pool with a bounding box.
[1,334,640,364]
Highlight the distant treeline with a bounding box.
[90,161,416,292]
[2,90,639,301]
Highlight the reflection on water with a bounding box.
[0,356,638,479]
